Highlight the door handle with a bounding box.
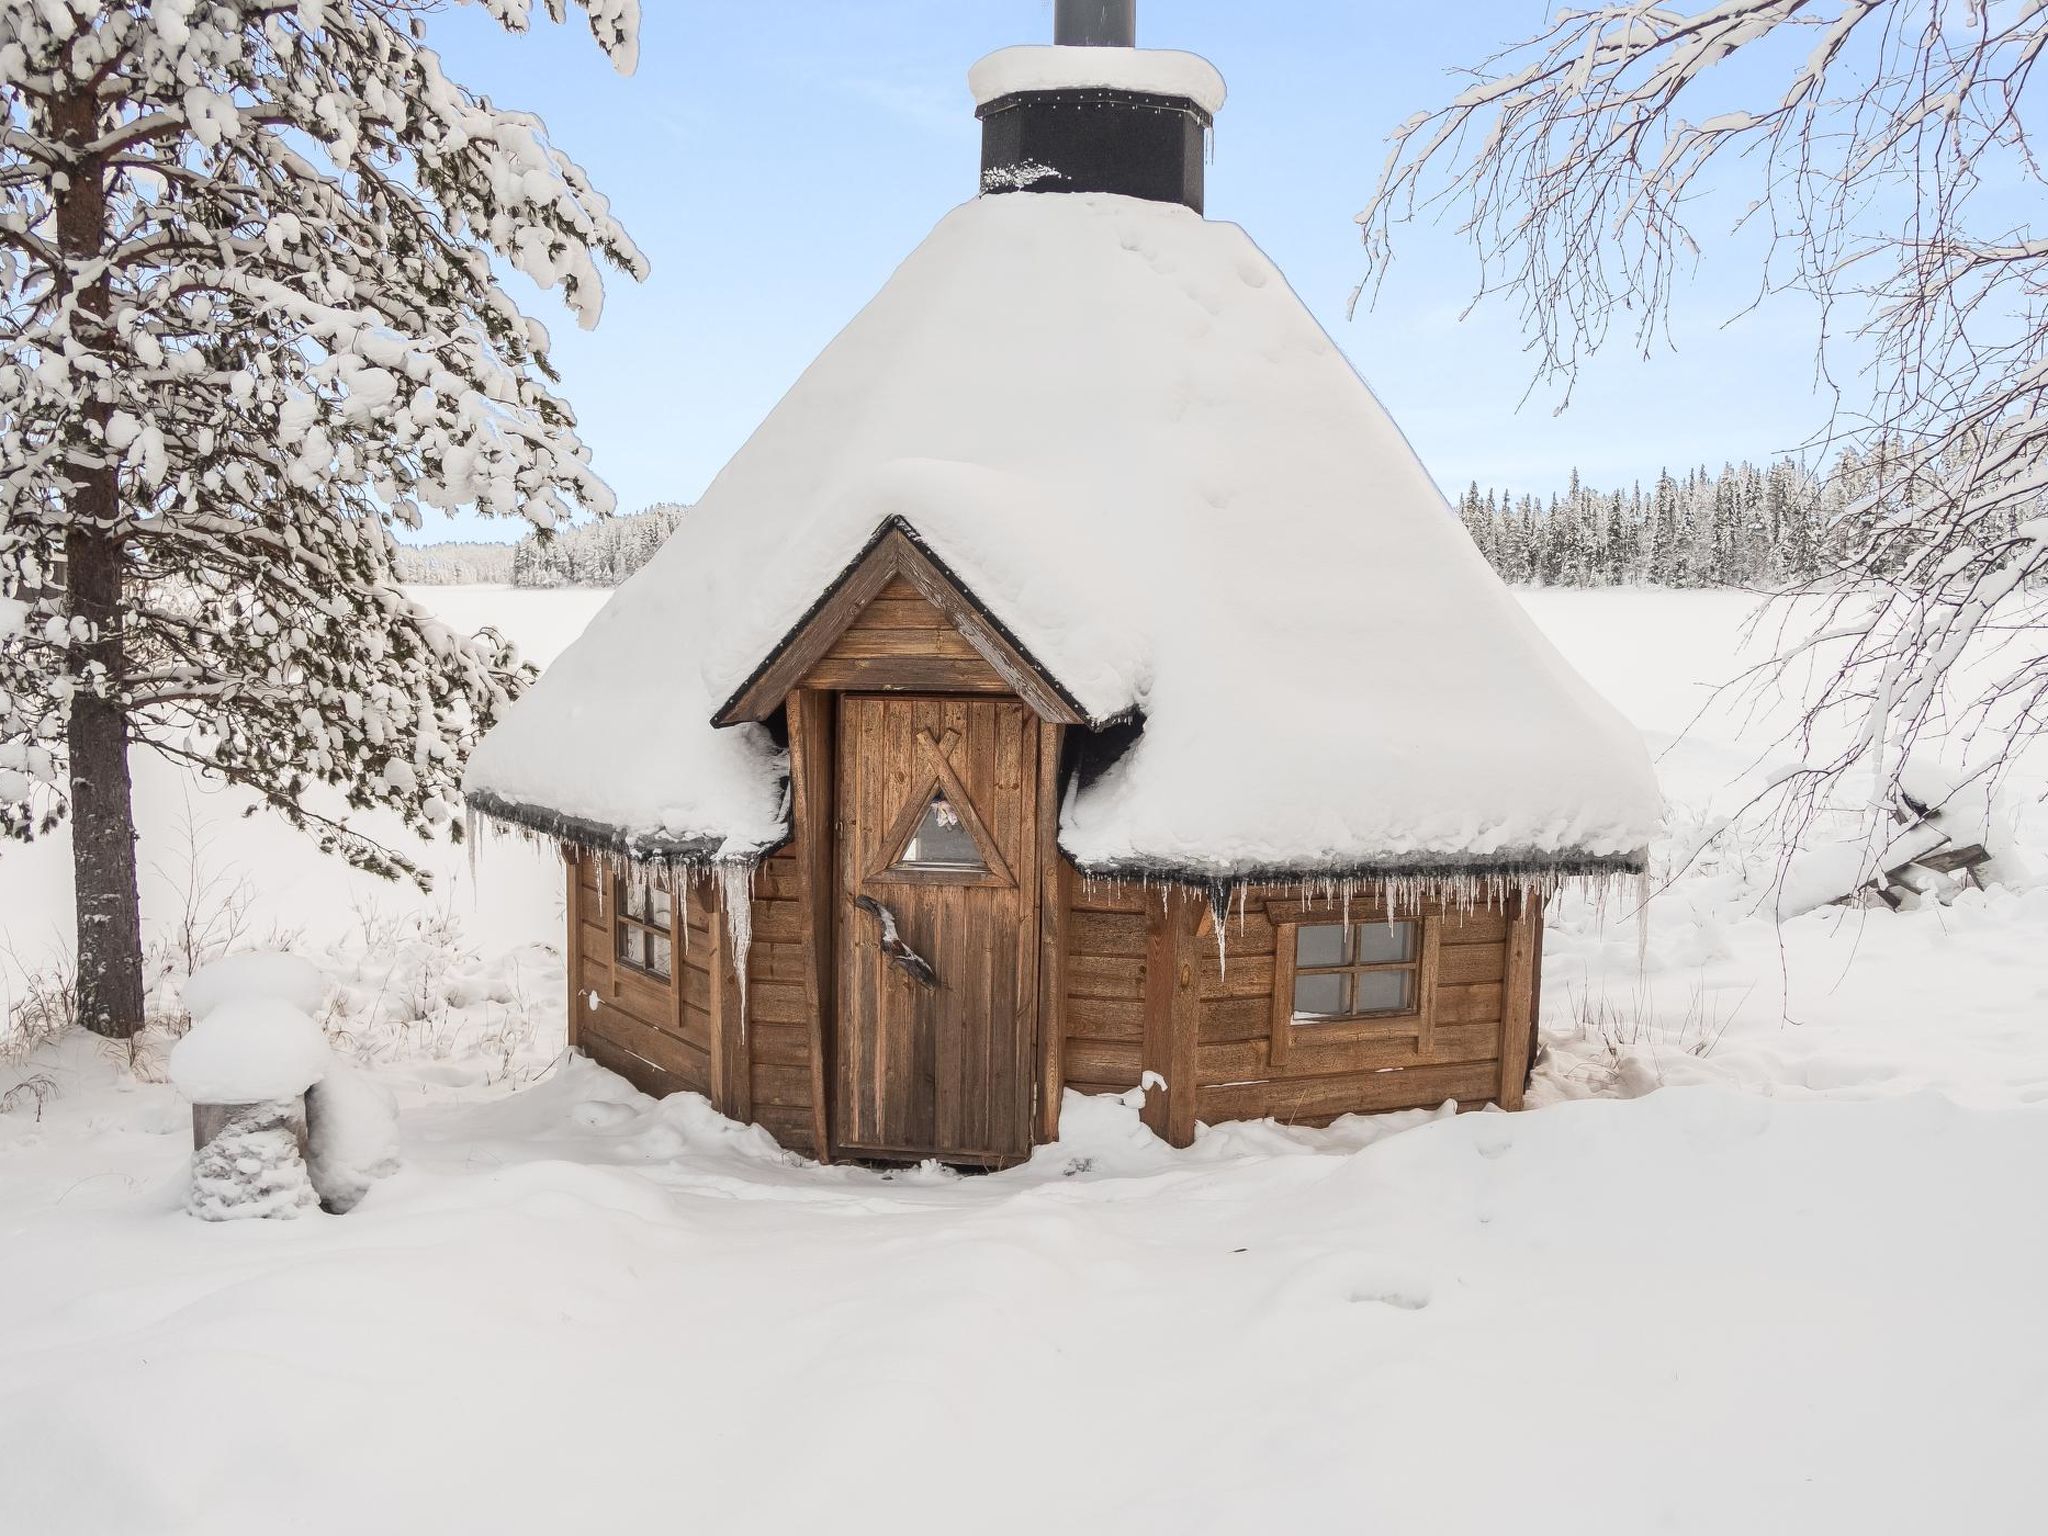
[855,895,938,990]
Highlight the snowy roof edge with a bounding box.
[467,789,742,867]
[468,781,1646,890]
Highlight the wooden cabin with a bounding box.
[467,5,1660,1168]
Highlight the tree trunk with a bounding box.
[66,531,145,1039]
[51,88,146,1039]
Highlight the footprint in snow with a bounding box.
[1348,1281,1431,1312]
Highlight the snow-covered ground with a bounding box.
[3,586,2044,1535]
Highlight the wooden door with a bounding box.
[835,695,1041,1165]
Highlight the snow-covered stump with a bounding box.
[171,955,334,1223]
[188,1101,319,1223]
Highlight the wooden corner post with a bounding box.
[1497,891,1544,1110]
[787,688,837,1162]
[562,847,583,1053]
[1142,885,1202,1147]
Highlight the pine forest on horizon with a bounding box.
[394,453,1912,592]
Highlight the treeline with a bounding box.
[1461,456,1854,588]
[509,503,685,588]
[395,504,685,588]
[391,540,515,584]
[400,463,1886,594]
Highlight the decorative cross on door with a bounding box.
[869,729,1015,888]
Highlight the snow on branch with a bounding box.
[0,0,648,878]
[1359,0,2048,840]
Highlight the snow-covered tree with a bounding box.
[0,2,647,1037]
[1360,0,2048,838]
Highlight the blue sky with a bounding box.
[415,0,1839,542]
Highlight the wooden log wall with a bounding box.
[1060,879,1151,1100]
[569,853,1546,1158]
[566,848,826,1156]
[569,852,712,1100]
[1051,883,1541,1143]
[797,576,1012,696]
[1191,895,1525,1129]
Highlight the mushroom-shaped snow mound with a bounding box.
[170,997,332,1106]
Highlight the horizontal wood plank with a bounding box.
[1066,995,1144,1040]
[1064,1039,1142,1083]
[1067,954,1145,1002]
[1198,1021,1501,1084]
[581,1032,687,1102]
[751,1063,814,1110]
[800,656,1011,694]
[1068,910,1150,958]
[1199,995,1272,1043]
[1197,1060,1499,1125]
[1436,982,1504,1025]
[584,1004,710,1096]
[748,979,809,1027]
[749,1021,813,1068]
[1437,942,1507,985]
[827,627,982,661]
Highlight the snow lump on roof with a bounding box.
[465,192,1662,878]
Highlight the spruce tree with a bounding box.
[0,2,647,1036]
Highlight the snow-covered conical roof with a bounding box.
[465,191,1661,880]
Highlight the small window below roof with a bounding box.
[614,875,674,980]
[1289,920,1420,1022]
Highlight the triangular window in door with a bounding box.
[871,730,1016,887]
[895,790,986,873]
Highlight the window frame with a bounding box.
[612,873,676,982]
[1269,913,1441,1065]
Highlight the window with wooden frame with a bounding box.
[613,875,674,980]
[1269,914,1440,1064]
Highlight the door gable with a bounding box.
[712,520,1086,727]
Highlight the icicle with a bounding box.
[1206,879,1233,977]
[718,860,756,1018]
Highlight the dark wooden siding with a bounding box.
[569,853,712,1101]
[1060,879,1148,1097]
[796,577,1011,695]
[1193,899,1511,1127]
[745,850,818,1155]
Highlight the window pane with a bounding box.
[1295,923,1347,968]
[1293,972,1347,1018]
[647,933,673,979]
[896,791,986,872]
[624,879,648,922]
[616,927,644,969]
[1352,970,1415,1016]
[1355,920,1418,965]
[649,884,673,929]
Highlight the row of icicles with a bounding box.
[470,806,1649,1029]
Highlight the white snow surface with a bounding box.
[168,997,331,1104]
[7,587,2048,1530]
[968,44,1228,115]
[179,950,327,1021]
[466,194,1661,874]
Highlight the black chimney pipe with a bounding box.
[1055,0,1136,47]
